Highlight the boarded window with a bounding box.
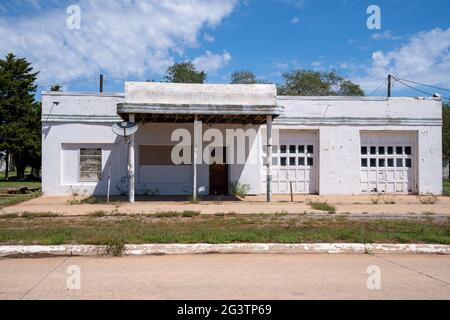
[80,149,102,182]
[140,145,182,165]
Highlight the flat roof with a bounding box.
[118,82,282,124]
[124,82,277,106]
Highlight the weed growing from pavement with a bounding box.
[104,240,125,257]
[309,202,337,214]
[417,194,439,205]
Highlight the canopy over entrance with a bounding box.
[117,82,283,124]
[117,82,279,204]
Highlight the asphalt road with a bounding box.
[0,254,449,300]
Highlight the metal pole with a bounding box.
[267,115,273,202]
[107,161,111,203]
[192,115,199,200]
[128,114,135,203]
[290,181,294,203]
[387,74,392,98]
[100,74,104,93]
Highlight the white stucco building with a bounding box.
[41,82,443,200]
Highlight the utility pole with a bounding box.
[387,74,392,98]
[100,74,104,93]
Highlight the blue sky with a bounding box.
[0,0,449,99]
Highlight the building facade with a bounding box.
[41,82,443,198]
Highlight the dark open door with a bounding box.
[209,148,228,195]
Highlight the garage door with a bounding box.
[263,130,318,194]
[360,132,416,194]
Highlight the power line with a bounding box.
[38,77,97,88]
[368,77,388,96]
[394,77,450,100]
[396,78,450,93]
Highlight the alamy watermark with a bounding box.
[170,121,279,165]
[366,5,381,30]
[66,5,81,30]
[366,265,381,290]
[66,265,81,290]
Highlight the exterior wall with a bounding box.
[42,93,126,196]
[135,123,262,196]
[42,92,443,196]
[274,97,442,195]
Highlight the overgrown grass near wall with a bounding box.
[444,180,450,197]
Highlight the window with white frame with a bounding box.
[79,148,102,182]
[262,144,314,168]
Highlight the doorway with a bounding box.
[209,147,228,195]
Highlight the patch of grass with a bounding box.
[443,180,450,197]
[1,214,447,245]
[417,194,439,205]
[371,194,396,204]
[181,211,201,218]
[81,197,107,204]
[154,211,201,218]
[309,202,336,214]
[0,213,19,219]
[104,239,125,257]
[0,192,41,209]
[68,198,82,205]
[189,197,200,204]
[21,212,60,219]
[88,210,107,218]
[229,181,251,198]
[0,181,41,189]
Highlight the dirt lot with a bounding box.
[1,194,449,217]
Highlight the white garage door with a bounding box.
[360,132,416,194]
[263,130,318,194]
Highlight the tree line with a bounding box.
[0,54,448,181]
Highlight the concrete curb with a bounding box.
[0,243,449,257]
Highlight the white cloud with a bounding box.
[203,33,215,43]
[370,30,402,41]
[311,61,322,69]
[275,0,305,9]
[290,16,300,24]
[192,50,231,73]
[0,0,237,84]
[355,28,450,93]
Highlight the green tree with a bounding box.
[443,102,450,159]
[278,70,364,96]
[0,53,41,180]
[50,85,62,92]
[231,70,258,84]
[164,62,206,84]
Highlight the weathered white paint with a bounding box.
[1,243,449,256]
[128,114,136,203]
[41,90,443,196]
[125,82,277,106]
[360,131,417,194]
[273,96,442,195]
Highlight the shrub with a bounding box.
[229,182,251,198]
